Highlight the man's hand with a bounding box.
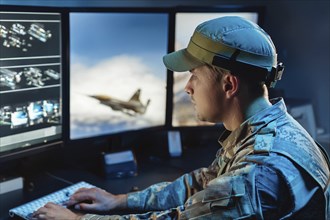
[66,187,127,212]
[33,202,82,220]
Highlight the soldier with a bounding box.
[34,16,330,220]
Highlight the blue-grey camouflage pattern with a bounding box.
[81,98,330,220]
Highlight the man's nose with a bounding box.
[184,84,192,95]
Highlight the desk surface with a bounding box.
[0,145,219,220]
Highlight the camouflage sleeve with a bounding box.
[127,150,220,211]
[126,174,190,211]
[81,214,127,220]
[81,206,184,220]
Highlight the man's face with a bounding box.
[184,65,224,123]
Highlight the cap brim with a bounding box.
[163,49,204,72]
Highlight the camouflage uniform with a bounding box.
[82,98,330,220]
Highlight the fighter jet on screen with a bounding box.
[89,89,150,116]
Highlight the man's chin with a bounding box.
[196,114,217,124]
[196,114,207,123]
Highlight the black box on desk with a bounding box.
[102,150,137,179]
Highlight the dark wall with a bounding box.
[261,1,330,135]
[1,0,329,133]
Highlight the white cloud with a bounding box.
[70,55,166,139]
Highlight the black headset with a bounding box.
[212,49,285,88]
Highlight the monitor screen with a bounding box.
[172,11,260,127]
[70,11,168,140]
[0,9,63,159]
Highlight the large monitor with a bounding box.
[0,6,64,161]
[69,10,169,141]
[172,7,262,128]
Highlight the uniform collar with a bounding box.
[218,97,287,153]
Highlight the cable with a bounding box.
[45,172,75,185]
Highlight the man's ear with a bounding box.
[223,74,239,98]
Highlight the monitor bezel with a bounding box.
[0,5,68,163]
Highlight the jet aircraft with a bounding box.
[89,89,150,116]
